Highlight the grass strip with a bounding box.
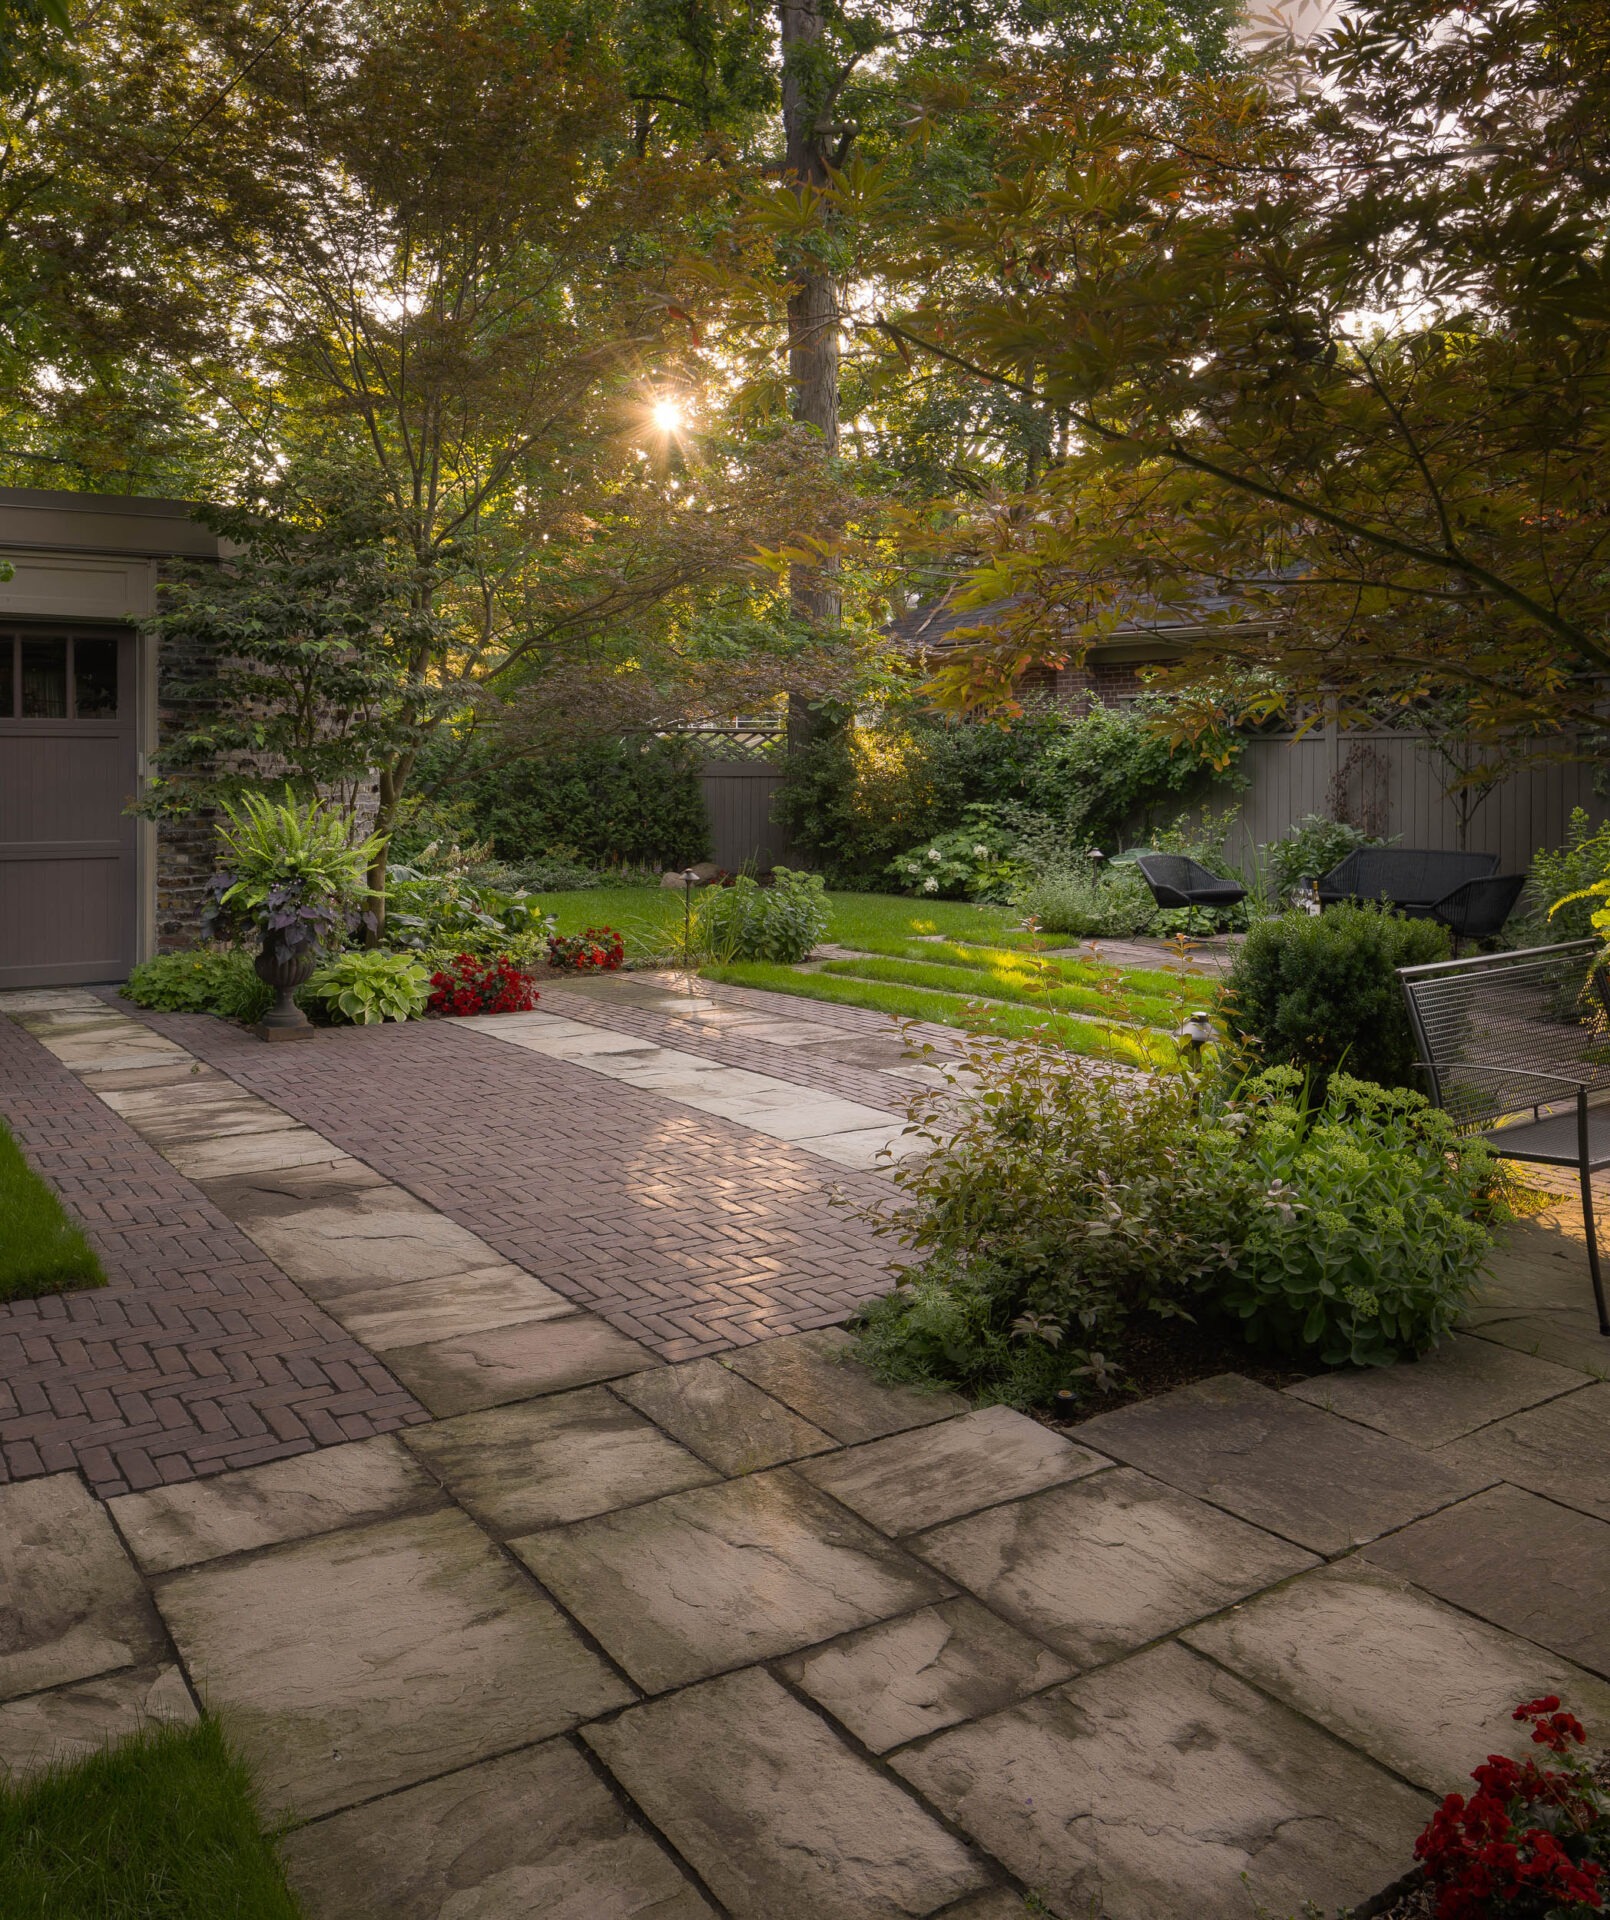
[0,1717,302,1919]
[818,954,1184,1029]
[703,962,1181,1069]
[822,940,1200,1022]
[0,1117,105,1305]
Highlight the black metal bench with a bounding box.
[1134,854,1247,912]
[1398,939,1610,1333]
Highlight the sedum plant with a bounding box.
[301,951,431,1025]
[1199,1068,1490,1368]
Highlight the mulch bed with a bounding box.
[1038,1314,1312,1431]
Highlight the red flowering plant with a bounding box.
[427,953,539,1017]
[546,926,625,973]
[1414,1697,1610,1918]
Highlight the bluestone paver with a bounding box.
[797,1404,1108,1536]
[401,1387,718,1534]
[513,1468,949,1691]
[1287,1334,1589,1446]
[1439,1381,1610,1521]
[610,1355,835,1475]
[279,1739,715,1919]
[584,1667,990,1920]
[156,1506,633,1818]
[109,1435,442,1574]
[1077,1372,1493,1553]
[779,1596,1074,1752]
[911,1467,1315,1668]
[378,1313,658,1417]
[0,1474,166,1699]
[723,1328,966,1443]
[0,1664,195,1778]
[892,1640,1430,1920]
[1364,1482,1610,1678]
[1185,1555,1610,1791]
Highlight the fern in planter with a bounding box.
[301,951,431,1025]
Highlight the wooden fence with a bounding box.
[694,730,1606,877]
[1220,731,1605,873]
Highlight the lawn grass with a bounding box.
[0,1717,301,1919]
[0,1118,105,1305]
[818,954,1191,1029]
[527,885,1038,963]
[703,960,1182,1069]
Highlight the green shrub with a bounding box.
[694,867,831,964]
[0,1117,106,1303]
[1513,806,1610,945]
[1016,861,1156,937]
[850,1035,1491,1405]
[123,949,272,1023]
[852,1034,1244,1407]
[776,699,1237,885]
[1262,813,1380,901]
[464,736,711,869]
[1223,904,1449,1091]
[384,846,552,964]
[887,809,1024,902]
[1201,1069,1490,1367]
[303,950,431,1025]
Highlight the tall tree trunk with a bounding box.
[780,0,841,749]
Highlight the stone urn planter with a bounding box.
[253,931,319,1042]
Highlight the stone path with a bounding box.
[8,981,1610,1916]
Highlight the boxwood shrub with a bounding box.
[1223,904,1448,1092]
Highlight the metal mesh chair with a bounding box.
[1431,873,1527,954]
[1320,847,1499,915]
[1134,854,1247,911]
[1398,939,1610,1332]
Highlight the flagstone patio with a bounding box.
[5,981,1610,1917]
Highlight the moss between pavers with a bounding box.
[0,1717,302,1919]
[0,1118,105,1305]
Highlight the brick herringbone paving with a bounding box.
[0,1018,427,1499]
[115,1002,901,1362]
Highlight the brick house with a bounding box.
[0,486,226,989]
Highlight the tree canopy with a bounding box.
[848,0,1610,748]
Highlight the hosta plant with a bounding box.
[302,951,431,1026]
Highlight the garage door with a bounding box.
[0,627,138,988]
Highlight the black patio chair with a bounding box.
[1398,939,1610,1333]
[1431,872,1528,955]
[1134,854,1248,912]
[1318,847,1498,917]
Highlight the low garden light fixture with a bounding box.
[1176,1010,1216,1063]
